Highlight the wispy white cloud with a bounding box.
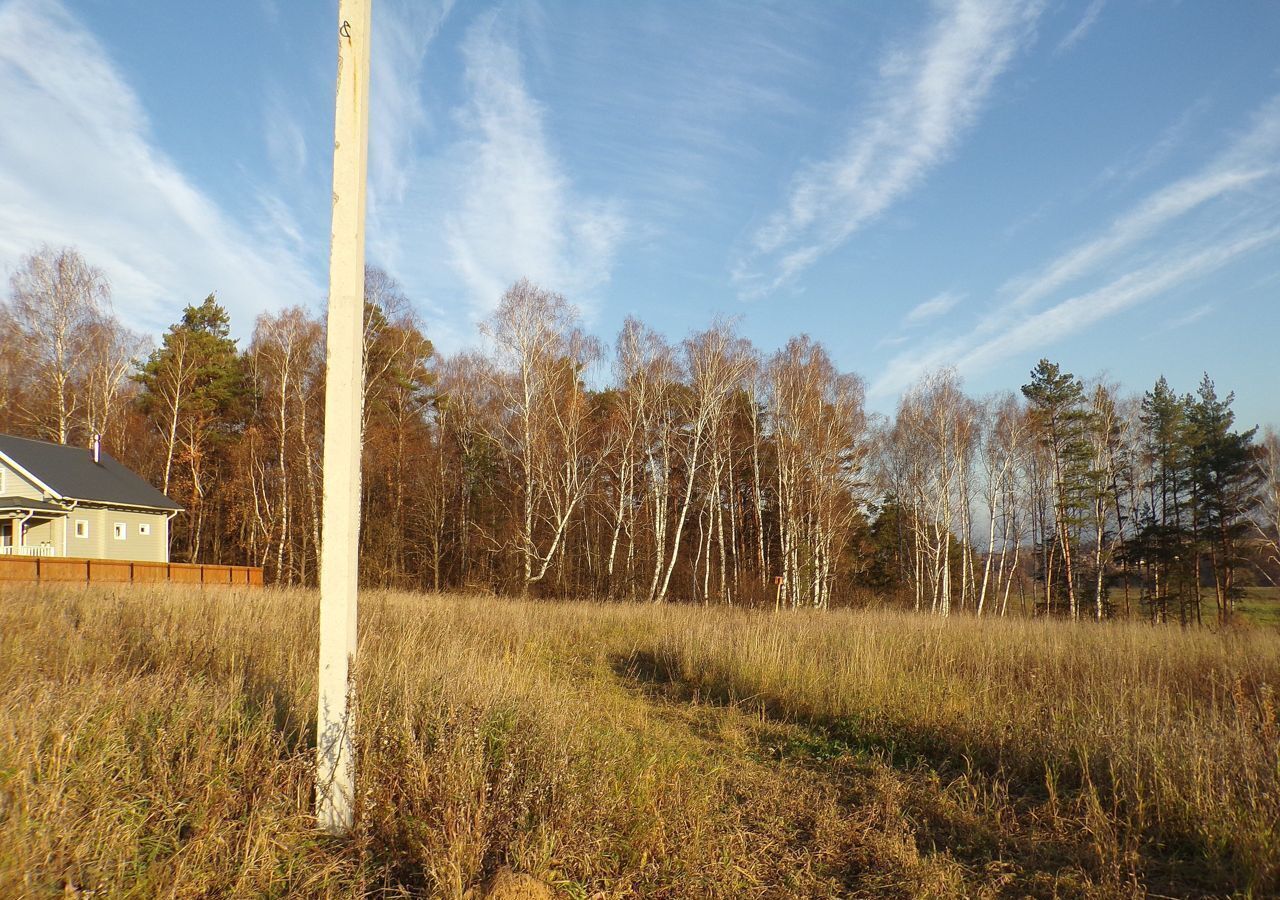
[1000,98,1280,312]
[552,4,825,226]
[871,228,1279,397]
[1001,98,1213,246]
[252,193,306,253]
[1055,0,1105,55]
[956,230,1278,372]
[0,0,320,334]
[1002,168,1267,312]
[1166,303,1214,329]
[369,0,453,209]
[732,0,1041,298]
[904,290,963,325]
[1094,97,1211,189]
[263,87,308,184]
[869,96,1280,399]
[443,14,625,316]
[365,0,455,273]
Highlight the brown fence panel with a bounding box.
[169,563,203,584]
[132,562,168,583]
[89,561,132,583]
[205,566,233,585]
[41,559,90,583]
[0,557,40,581]
[0,557,263,587]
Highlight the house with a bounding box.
[0,433,181,563]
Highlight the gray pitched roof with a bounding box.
[0,434,182,511]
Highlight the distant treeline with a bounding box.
[2,245,1277,621]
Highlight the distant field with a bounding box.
[1238,585,1280,627]
[1,587,1277,898]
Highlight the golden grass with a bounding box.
[0,586,1276,898]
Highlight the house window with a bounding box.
[138,523,151,536]
[74,520,89,539]
[113,522,126,540]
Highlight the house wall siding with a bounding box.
[0,458,46,501]
[22,517,66,555]
[65,507,170,563]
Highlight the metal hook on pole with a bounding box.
[340,20,351,40]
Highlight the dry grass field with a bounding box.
[1,585,1278,898]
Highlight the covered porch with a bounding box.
[0,498,68,557]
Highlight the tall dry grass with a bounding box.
[641,609,1280,895]
[0,585,1276,898]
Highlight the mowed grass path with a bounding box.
[1,587,1277,898]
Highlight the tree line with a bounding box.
[879,363,1274,625]
[2,245,1276,621]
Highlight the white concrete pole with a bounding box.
[316,0,372,835]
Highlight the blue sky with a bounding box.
[1,0,1278,427]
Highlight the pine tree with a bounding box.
[1187,374,1260,625]
[135,295,248,561]
[1021,359,1090,617]
[1132,377,1194,623]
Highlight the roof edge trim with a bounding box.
[64,497,185,513]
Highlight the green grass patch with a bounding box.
[1237,585,1280,627]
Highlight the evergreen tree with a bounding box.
[863,498,910,595]
[135,294,248,561]
[1187,374,1260,625]
[1132,376,1195,623]
[1021,359,1090,617]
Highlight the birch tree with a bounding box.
[7,246,107,444]
[1086,382,1123,619]
[976,393,1028,617]
[894,371,975,616]
[605,318,673,597]
[767,336,867,609]
[82,316,148,452]
[248,307,324,583]
[483,279,604,591]
[653,320,752,602]
[1255,428,1280,585]
[359,276,435,586]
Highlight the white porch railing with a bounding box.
[0,545,56,557]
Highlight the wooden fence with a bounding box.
[0,555,263,587]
